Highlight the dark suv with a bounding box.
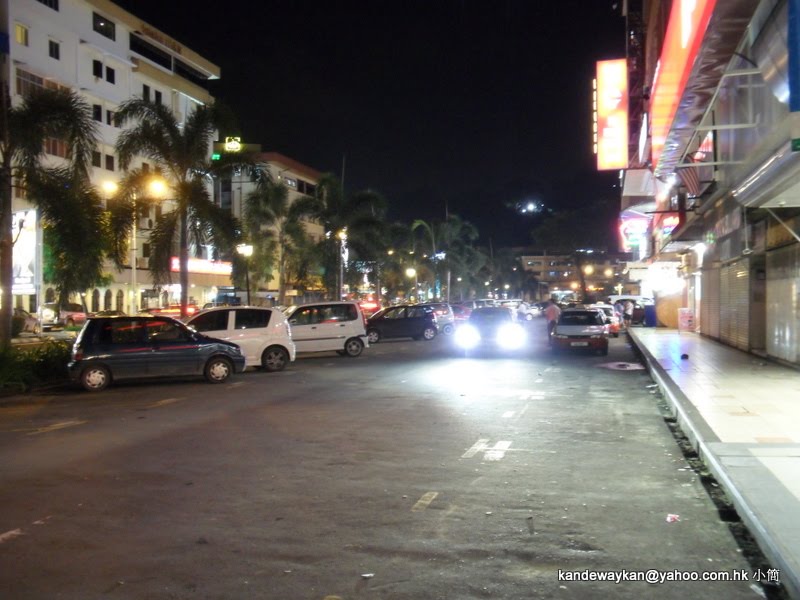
[366,304,438,343]
[68,315,246,391]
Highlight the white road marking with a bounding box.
[411,491,439,512]
[0,529,24,544]
[484,441,512,461]
[462,438,490,458]
[27,420,86,436]
[502,411,515,418]
[517,403,530,419]
[148,398,181,408]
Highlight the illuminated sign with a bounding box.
[619,218,649,252]
[661,215,680,236]
[12,210,37,294]
[224,137,242,152]
[594,59,629,170]
[170,257,233,276]
[650,0,717,168]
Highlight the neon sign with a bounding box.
[594,59,629,170]
[170,257,233,275]
[619,218,649,252]
[662,215,680,236]
[224,137,242,152]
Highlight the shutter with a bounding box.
[702,267,720,339]
[730,259,750,350]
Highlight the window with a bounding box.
[105,154,114,171]
[92,151,101,168]
[235,309,271,330]
[189,310,229,332]
[142,243,150,258]
[16,68,69,97]
[142,84,150,101]
[105,66,115,84]
[92,60,103,78]
[148,320,190,342]
[105,110,115,126]
[15,24,29,47]
[92,12,115,41]
[98,320,145,344]
[48,40,60,60]
[45,137,68,158]
[130,34,172,71]
[92,104,102,121]
[36,0,59,9]
[142,162,150,173]
[154,90,162,105]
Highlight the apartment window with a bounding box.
[45,137,68,158]
[48,40,60,60]
[105,66,115,84]
[92,60,103,78]
[36,0,59,9]
[154,90,162,105]
[92,12,115,41]
[105,154,115,171]
[15,24,29,47]
[105,110,115,126]
[92,104,102,121]
[142,243,151,259]
[142,162,150,173]
[92,151,102,168]
[142,84,150,101]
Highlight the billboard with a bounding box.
[594,59,629,170]
[12,209,37,295]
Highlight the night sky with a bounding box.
[114,1,626,246]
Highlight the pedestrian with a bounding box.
[623,299,634,329]
[544,297,561,341]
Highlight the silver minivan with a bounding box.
[186,307,296,371]
[283,301,369,357]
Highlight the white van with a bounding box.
[186,307,296,371]
[283,301,369,357]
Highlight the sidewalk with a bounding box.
[628,327,800,599]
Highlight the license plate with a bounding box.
[570,341,589,347]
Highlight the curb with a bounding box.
[628,328,799,599]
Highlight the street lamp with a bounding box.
[337,228,348,300]
[236,244,253,305]
[405,267,417,302]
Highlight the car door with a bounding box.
[229,308,273,365]
[146,318,203,376]
[405,306,431,338]
[287,305,324,352]
[91,318,151,380]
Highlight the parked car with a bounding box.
[186,306,295,371]
[453,306,527,353]
[283,301,369,357]
[416,302,455,335]
[454,299,497,310]
[366,304,438,343]
[91,310,126,317]
[551,308,609,355]
[13,307,40,334]
[68,315,245,392]
[357,297,382,318]
[142,304,200,320]
[38,302,87,330]
[589,303,621,337]
[450,303,472,325]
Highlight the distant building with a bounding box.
[519,251,632,301]
[5,0,224,313]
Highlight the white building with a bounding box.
[4,0,225,314]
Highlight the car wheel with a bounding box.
[33,324,41,335]
[442,323,454,336]
[525,313,533,321]
[81,365,110,392]
[422,326,437,341]
[367,329,381,344]
[343,337,364,357]
[262,346,289,372]
[205,357,233,383]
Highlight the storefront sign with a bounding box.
[594,59,629,170]
[12,210,37,295]
[619,218,649,252]
[650,0,717,167]
[661,215,681,236]
[170,257,232,275]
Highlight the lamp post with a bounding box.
[337,228,348,300]
[405,267,417,302]
[236,244,253,305]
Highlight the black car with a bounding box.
[68,315,246,391]
[366,304,438,343]
[453,307,527,352]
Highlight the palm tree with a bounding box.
[0,86,99,348]
[114,99,238,317]
[243,173,314,305]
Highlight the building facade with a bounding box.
[619,0,800,365]
[519,252,632,301]
[4,0,227,314]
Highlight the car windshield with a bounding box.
[560,311,603,326]
[470,308,511,324]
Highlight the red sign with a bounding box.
[595,59,629,170]
[619,218,649,252]
[650,0,717,168]
[170,257,233,275]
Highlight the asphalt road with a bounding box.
[0,320,771,599]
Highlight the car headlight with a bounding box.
[454,324,480,349]
[497,323,526,350]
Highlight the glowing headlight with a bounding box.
[454,324,481,349]
[497,323,526,350]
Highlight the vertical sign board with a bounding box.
[12,210,37,295]
[595,59,629,170]
[790,0,800,150]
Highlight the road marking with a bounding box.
[462,438,490,458]
[502,411,514,418]
[27,420,86,436]
[0,529,24,544]
[148,398,181,408]
[411,491,439,512]
[518,403,530,419]
[484,441,512,461]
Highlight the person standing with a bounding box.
[623,299,634,329]
[544,298,561,341]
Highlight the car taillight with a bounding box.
[73,346,83,361]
